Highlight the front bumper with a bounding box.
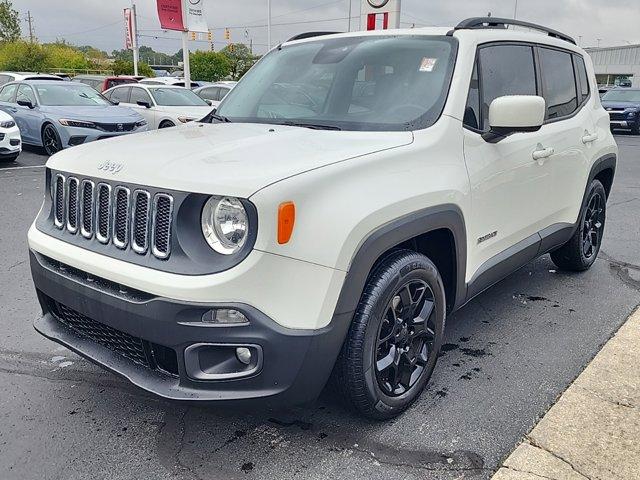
[30,250,350,407]
[0,126,21,155]
[59,124,148,148]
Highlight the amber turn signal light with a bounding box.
[278,202,296,244]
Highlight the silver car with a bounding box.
[0,80,148,156]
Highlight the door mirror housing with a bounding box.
[137,100,152,109]
[17,99,35,109]
[205,99,213,106]
[483,95,546,143]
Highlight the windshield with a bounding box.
[215,35,457,131]
[602,89,640,103]
[35,84,111,106]
[150,87,209,106]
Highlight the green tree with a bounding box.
[189,50,231,82]
[112,59,154,77]
[220,44,257,80]
[0,0,20,43]
[0,41,47,71]
[44,42,91,70]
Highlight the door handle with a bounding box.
[532,146,555,161]
[582,132,598,144]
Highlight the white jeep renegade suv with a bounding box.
[28,18,617,419]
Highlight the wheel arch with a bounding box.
[589,153,616,199]
[332,204,467,323]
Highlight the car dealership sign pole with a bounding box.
[156,0,208,84]
[360,0,401,30]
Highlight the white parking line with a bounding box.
[0,165,46,171]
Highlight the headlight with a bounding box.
[59,119,96,129]
[0,120,15,128]
[178,116,195,123]
[135,119,147,127]
[627,110,638,118]
[201,196,249,255]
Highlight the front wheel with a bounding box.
[333,250,446,420]
[159,120,176,129]
[42,124,63,156]
[551,179,607,271]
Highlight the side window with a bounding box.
[198,87,218,101]
[0,75,10,86]
[130,87,152,105]
[538,47,578,119]
[477,44,537,131]
[463,61,480,130]
[574,55,590,103]
[110,87,131,104]
[17,85,37,105]
[0,84,17,102]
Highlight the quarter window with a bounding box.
[538,47,578,119]
[574,55,590,103]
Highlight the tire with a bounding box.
[551,179,607,271]
[42,123,63,156]
[333,250,446,420]
[159,120,175,129]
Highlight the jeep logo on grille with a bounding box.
[97,160,124,174]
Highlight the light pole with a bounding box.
[348,0,353,32]
[267,0,272,51]
[513,0,518,19]
[131,1,140,76]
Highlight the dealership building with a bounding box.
[586,44,640,87]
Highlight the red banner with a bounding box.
[124,8,133,49]
[156,0,185,31]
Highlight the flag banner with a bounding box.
[156,0,186,31]
[124,8,133,49]
[185,0,208,33]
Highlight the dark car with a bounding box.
[601,88,640,134]
[72,75,139,92]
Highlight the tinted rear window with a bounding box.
[539,48,578,119]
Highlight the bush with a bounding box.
[112,59,154,77]
[44,43,91,71]
[0,41,48,71]
[189,50,231,82]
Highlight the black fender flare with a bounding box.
[587,153,616,199]
[331,204,468,321]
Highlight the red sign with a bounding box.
[124,8,133,49]
[156,0,185,31]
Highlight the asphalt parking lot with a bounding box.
[1,135,639,480]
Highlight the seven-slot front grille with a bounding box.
[52,173,174,260]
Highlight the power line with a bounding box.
[38,20,122,39]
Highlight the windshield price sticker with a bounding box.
[419,58,438,72]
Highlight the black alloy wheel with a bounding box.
[42,124,62,156]
[375,280,437,396]
[582,192,605,259]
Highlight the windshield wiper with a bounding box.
[281,121,341,131]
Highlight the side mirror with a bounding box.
[483,95,546,143]
[137,100,152,109]
[17,99,35,109]
[205,99,213,106]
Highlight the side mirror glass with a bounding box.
[483,95,546,143]
[17,99,34,109]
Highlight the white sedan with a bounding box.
[0,110,21,162]
[102,84,213,129]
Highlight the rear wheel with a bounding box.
[42,124,63,156]
[551,179,607,271]
[333,250,446,420]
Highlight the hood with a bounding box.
[41,105,143,122]
[602,101,640,110]
[47,122,413,198]
[154,105,214,119]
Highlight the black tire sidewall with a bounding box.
[360,254,446,416]
[578,180,607,268]
[43,124,62,156]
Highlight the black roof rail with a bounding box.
[286,31,341,42]
[451,17,576,45]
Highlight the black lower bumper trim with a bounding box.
[30,250,350,407]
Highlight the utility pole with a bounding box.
[131,2,140,76]
[26,11,35,43]
[513,0,518,19]
[348,0,353,32]
[267,0,272,51]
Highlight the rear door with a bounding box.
[463,43,551,284]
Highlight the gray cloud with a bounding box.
[14,0,640,56]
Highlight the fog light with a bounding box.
[236,347,252,365]
[201,309,248,324]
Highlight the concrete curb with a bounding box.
[492,307,640,480]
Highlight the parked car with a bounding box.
[0,110,21,162]
[194,81,237,107]
[28,18,617,419]
[102,83,212,129]
[0,72,63,86]
[72,75,139,92]
[601,88,640,134]
[139,77,202,89]
[0,80,148,155]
